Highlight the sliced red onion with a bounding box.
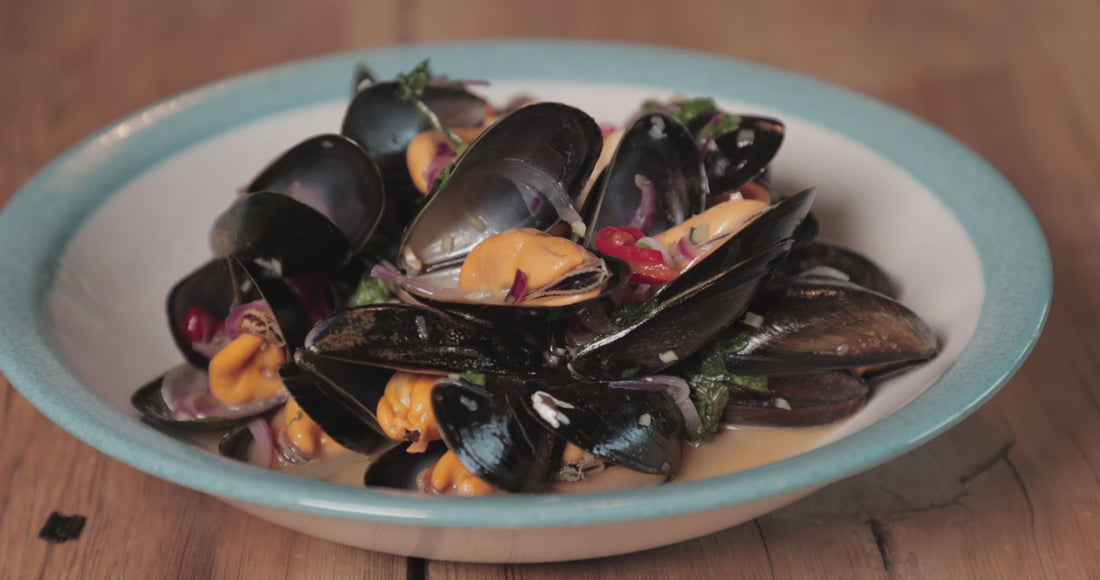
[224,300,271,340]
[505,270,529,305]
[599,123,618,138]
[161,364,214,420]
[631,174,658,231]
[423,142,457,191]
[677,233,703,261]
[611,375,701,434]
[246,417,275,469]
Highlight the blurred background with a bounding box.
[3,1,1098,578]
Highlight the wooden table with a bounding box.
[2,0,1097,577]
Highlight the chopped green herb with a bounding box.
[620,367,641,379]
[697,113,743,142]
[670,97,716,127]
[394,59,468,154]
[729,373,769,394]
[459,372,486,386]
[681,327,767,441]
[287,410,304,427]
[431,163,456,192]
[348,274,392,307]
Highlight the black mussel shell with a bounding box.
[722,371,869,426]
[654,189,816,302]
[409,254,632,326]
[167,259,238,368]
[342,80,488,233]
[235,256,312,356]
[353,63,375,93]
[698,114,785,196]
[521,382,684,477]
[303,303,549,379]
[131,363,286,430]
[166,256,314,367]
[568,190,816,380]
[719,277,938,375]
[363,440,448,491]
[583,112,707,245]
[432,377,557,493]
[772,242,898,298]
[398,102,603,275]
[279,359,393,453]
[246,134,385,254]
[211,191,352,276]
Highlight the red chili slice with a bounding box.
[594,226,679,285]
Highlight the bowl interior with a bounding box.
[49,80,982,470]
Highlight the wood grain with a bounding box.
[2,0,1098,577]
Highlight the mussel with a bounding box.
[134,256,308,429]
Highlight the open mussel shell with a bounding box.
[719,277,938,375]
[303,303,549,379]
[235,256,312,355]
[211,191,352,276]
[166,255,314,367]
[582,112,707,245]
[521,382,683,477]
[278,359,392,453]
[567,190,816,380]
[342,80,489,230]
[398,102,603,275]
[722,371,869,427]
[246,134,385,254]
[167,258,238,368]
[363,440,448,491]
[409,254,632,325]
[772,241,898,298]
[697,113,785,196]
[432,377,558,493]
[131,363,287,430]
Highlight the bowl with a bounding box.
[0,40,1050,563]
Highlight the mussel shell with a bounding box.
[246,134,385,254]
[772,241,898,298]
[303,303,549,379]
[432,377,558,493]
[720,277,938,375]
[582,112,707,245]
[342,80,488,232]
[409,254,632,326]
[398,102,603,275]
[167,258,238,368]
[166,256,314,367]
[235,256,312,356]
[653,188,816,304]
[521,382,684,477]
[131,363,286,430]
[211,191,352,276]
[567,190,816,380]
[279,359,393,453]
[363,440,448,491]
[698,114,785,196]
[722,371,869,426]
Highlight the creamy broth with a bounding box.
[187,421,841,494]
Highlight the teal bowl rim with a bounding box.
[0,40,1051,528]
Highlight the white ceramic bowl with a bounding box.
[0,41,1050,563]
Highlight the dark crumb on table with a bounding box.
[38,512,87,544]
